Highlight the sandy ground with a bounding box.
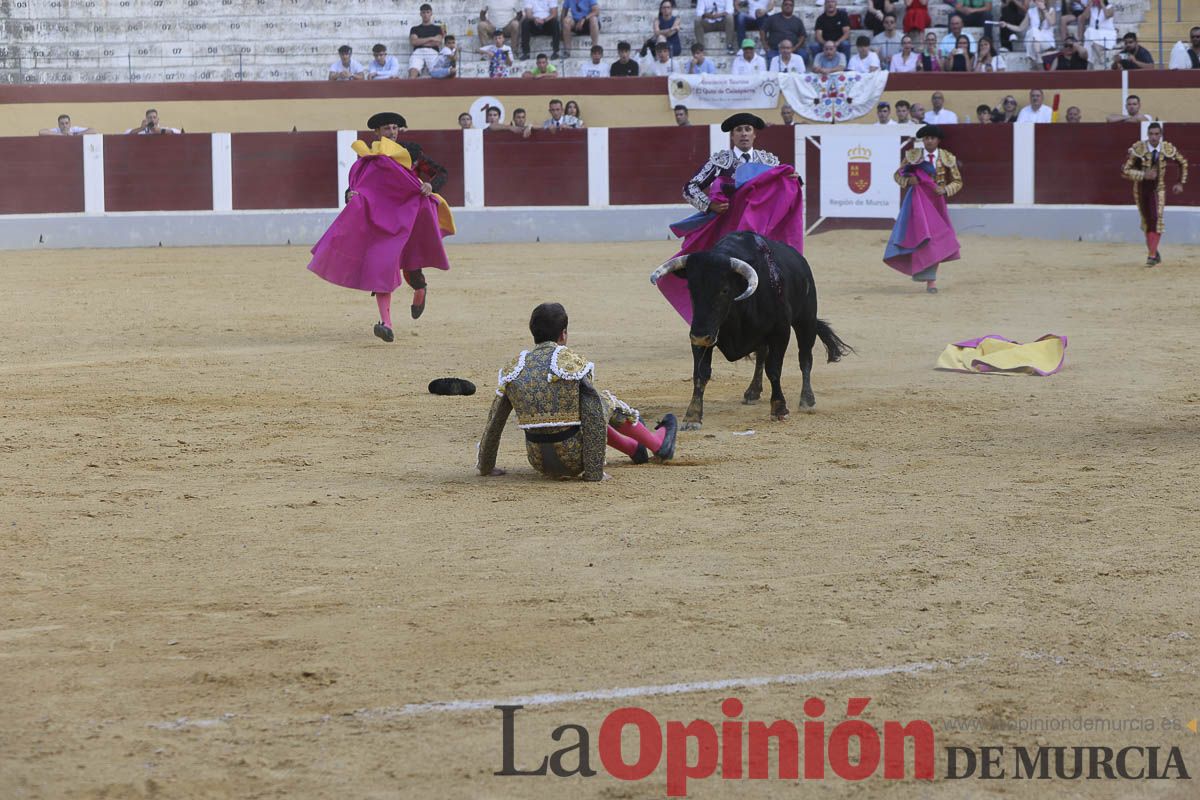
[2,233,1199,799]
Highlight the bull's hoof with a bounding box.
[799,393,815,410]
[742,393,761,405]
[770,400,790,421]
[681,419,703,431]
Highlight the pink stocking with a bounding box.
[616,420,666,452]
[606,425,640,457]
[1146,232,1161,256]
[375,292,392,327]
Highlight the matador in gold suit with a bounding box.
[478,303,678,482]
[1121,122,1189,267]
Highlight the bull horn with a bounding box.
[730,258,759,301]
[649,256,688,285]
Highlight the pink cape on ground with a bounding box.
[307,155,450,294]
[883,166,960,277]
[658,165,805,323]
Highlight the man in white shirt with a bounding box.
[39,114,97,135]
[938,15,977,55]
[924,91,958,124]
[1015,88,1053,122]
[366,44,402,79]
[731,38,767,73]
[847,35,881,72]
[695,0,737,55]
[642,41,677,75]
[875,101,898,124]
[578,44,607,76]
[328,45,365,80]
[872,14,903,66]
[768,38,805,72]
[521,0,562,59]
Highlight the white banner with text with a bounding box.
[667,73,780,110]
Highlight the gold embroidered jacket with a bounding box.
[895,147,964,197]
[1121,140,1189,233]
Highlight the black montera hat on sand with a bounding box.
[367,112,407,129]
[721,113,766,132]
[915,124,944,140]
[428,378,476,396]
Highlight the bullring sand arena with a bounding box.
[3,233,1200,799]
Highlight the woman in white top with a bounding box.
[1004,0,1056,60]
[890,34,920,71]
[973,36,1008,71]
[1081,0,1116,67]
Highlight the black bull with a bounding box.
[650,232,851,430]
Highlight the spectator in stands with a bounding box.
[1003,0,1054,61]
[39,114,96,136]
[367,44,402,79]
[876,101,898,124]
[925,90,958,123]
[891,34,920,70]
[1080,0,1116,65]
[864,0,900,35]
[1112,32,1154,69]
[513,108,530,128]
[675,105,692,125]
[409,4,445,78]
[564,100,585,126]
[561,0,600,55]
[811,0,852,61]
[525,52,559,77]
[736,0,774,51]
[895,99,913,122]
[1052,35,1088,69]
[769,38,806,71]
[458,112,474,128]
[695,0,737,56]
[975,103,994,122]
[521,0,562,60]
[126,109,180,135]
[943,34,974,70]
[1172,26,1200,68]
[992,94,1020,121]
[849,35,882,71]
[904,0,931,33]
[974,36,1006,70]
[918,31,943,70]
[910,102,927,122]
[687,42,718,72]
[780,104,796,124]
[761,0,807,65]
[645,1,683,57]
[643,40,678,74]
[1016,87,1052,121]
[999,0,1027,50]
[1059,0,1085,44]
[485,106,505,129]
[947,0,992,29]
[611,41,640,75]
[939,15,976,55]
[811,39,847,73]
[1106,93,1153,122]
[478,6,522,51]
[732,38,768,72]
[431,35,458,78]
[481,29,515,76]
[543,98,582,129]
[873,14,904,66]
[579,45,607,75]
[328,45,365,81]
[1066,105,1082,121]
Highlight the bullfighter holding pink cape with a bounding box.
[308,112,455,342]
[660,112,805,322]
[884,124,962,294]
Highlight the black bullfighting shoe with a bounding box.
[654,414,678,461]
[411,288,427,319]
[631,444,650,464]
[373,322,394,342]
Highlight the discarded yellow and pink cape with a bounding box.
[936,334,1067,376]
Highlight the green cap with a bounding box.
[741,38,757,48]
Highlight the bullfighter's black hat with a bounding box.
[367,111,407,130]
[915,124,944,140]
[721,113,766,132]
[428,377,476,396]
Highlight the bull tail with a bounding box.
[815,319,853,363]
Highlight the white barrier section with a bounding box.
[211,132,233,212]
[82,133,105,214]
[336,129,356,210]
[462,127,485,209]
[587,127,610,207]
[1012,123,1035,205]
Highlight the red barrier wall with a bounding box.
[483,128,588,206]
[609,125,710,205]
[939,125,1014,205]
[103,135,213,212]
[1035,123,1200,206]
[232,131,338,210]
[0,137,85,214]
